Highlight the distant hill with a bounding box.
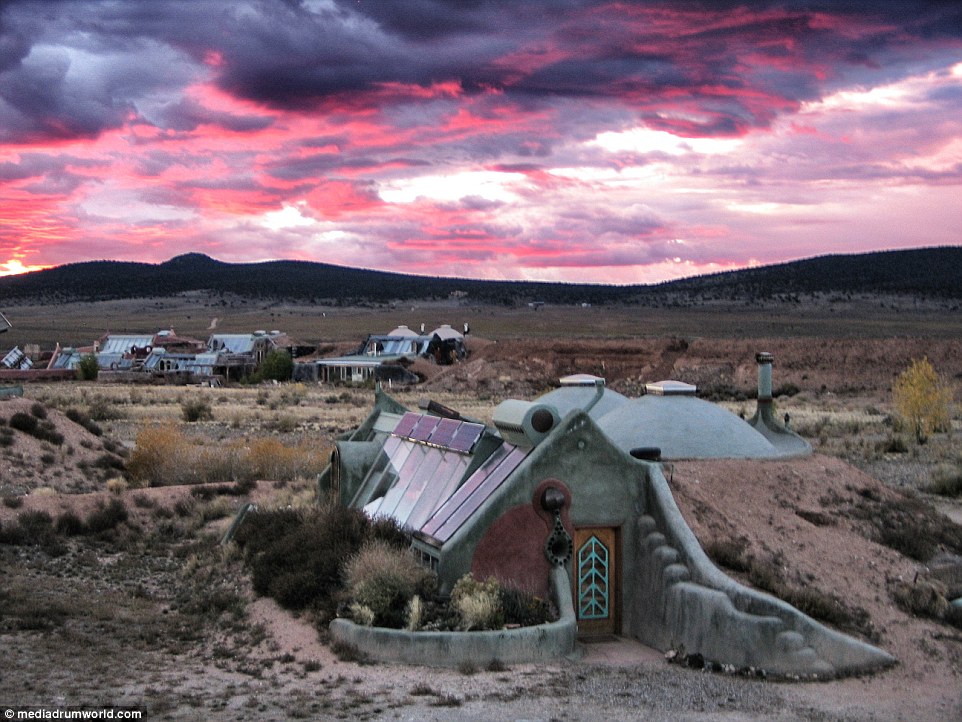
[0,247,959,305]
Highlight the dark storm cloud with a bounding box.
[2,0,960,144]
[150,97,274,133]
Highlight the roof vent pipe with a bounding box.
[753,352,775,428]
[582,378,606,414]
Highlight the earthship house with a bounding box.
[321,353,894,676]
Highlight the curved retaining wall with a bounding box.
[328,565,577,668]
[631,464,897,677]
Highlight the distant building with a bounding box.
[296,324,467,385]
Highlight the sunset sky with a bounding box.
[1,1,960,284]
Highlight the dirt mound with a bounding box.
[672,456,961,674]
[0,397,126,496]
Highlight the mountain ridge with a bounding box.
[0,246,959,305]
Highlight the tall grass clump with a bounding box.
[928,462,962,497]
[246,438,326,481]
[181,398,213,422]
[126,424,189,486]
[343,539,436,627]
[450,574,504,631]
[127,425,327,487]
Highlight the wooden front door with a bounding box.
[573,527,620,637]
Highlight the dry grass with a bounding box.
[343,540,436,627]
[126,423,327,487]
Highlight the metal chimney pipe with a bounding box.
[752,351,776,430]
[756,351,774,401]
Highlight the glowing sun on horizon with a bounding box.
[0,259,49,276]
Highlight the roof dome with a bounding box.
[535,384,628,420]
[598,394,783,459]
[388,325,420,337]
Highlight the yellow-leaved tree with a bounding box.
[892,357,953,444]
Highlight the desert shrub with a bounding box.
[343,539,437,627]
[270,413,298,433]
[450,574,504,631]
[2,494,23,509]
[85,395,121,422]
[773,383,800,398]
[64,408,103,436]
[330,639,366,663]
[96,454,126,473]
[106,477,128,495]
[893,357,953,444]
[704,539,752,573]
[876,435,908,454]
[3,510,54,546]
[182,398,213,423]
[56,511,87,536]
[405,595,425,631]
[9,411,38,434]
[0,427,14,447]
[193,478,257,499]
[194,445,245,484]
[928,463,962,497]
[197,497,235,523]
[500,585,556,627]
[246,438,325,482]
[889,579,950,620]
[348,602,376,626]
[76,354,99,381]
[30,402,47,419]
[9,412,64,445]
[126,424,189,486]
[131,493,155,509]
[232,506,304,550]
[86,498,129,534]
[236,504,411,618]
[237,505,371,614]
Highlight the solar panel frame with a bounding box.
[391,412,421,438]
[410,415,441,442]
[448,421,484,453]
[427,417,460,448]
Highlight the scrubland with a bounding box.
[2,300,962,720]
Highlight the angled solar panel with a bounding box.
[391,413,484,454]
[448,422,484,453]
[427,417,460,447]
[420,444,529,543]
[410,415,441,442]
[391,412,421,439]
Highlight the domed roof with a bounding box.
[387,325,420,337]
[535,384,629,420]
[598,394,782,459]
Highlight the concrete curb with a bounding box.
[329,566,577,668]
